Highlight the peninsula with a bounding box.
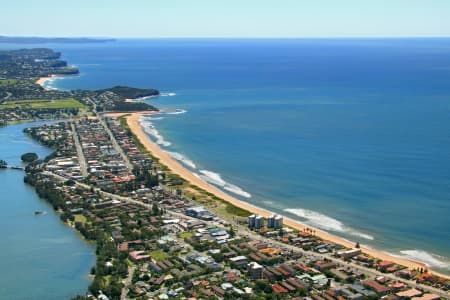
[0,48,158,124]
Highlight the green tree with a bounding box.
[229,225,236,238]
[152,202,159,216]
[21,152,38,163]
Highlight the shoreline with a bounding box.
[126,111,450,278]
[35,75,55,88]
[0,122,95,299]
[36,74,78,90]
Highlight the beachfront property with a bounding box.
[185,205,214,220]
[337,248,362,259]
[248,214,264,229]
[73,118,137,188]
[248,213,283,230]
[20,118,450,299]
[268,214,284,229]
[1,40,447,300]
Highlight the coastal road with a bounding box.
[233,225,450,298]
[86,97,134,172]
[71,122,88,177]
[98,115,134,171]
[41,171,450,299]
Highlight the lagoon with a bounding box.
[0,122,95,300]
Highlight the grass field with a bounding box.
[0,98,87,110]
[74,214,87,224]
[179,231,195,239]
[0,79,21,85]
[149,249,169,261]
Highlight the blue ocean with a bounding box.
[3,38,449,274]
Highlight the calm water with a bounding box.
[3,39,449,273]
[0,122,95,299]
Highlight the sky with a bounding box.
[1,0,450,38]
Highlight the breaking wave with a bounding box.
[197,170,252,198]
[284,208,374,240]
[394,250,450,269]
[224,184,252,199]
[140,109,251,199]
[43,79,59,91]
[42,76,74,91]
[165,151,197,169]
[140,119,171,147]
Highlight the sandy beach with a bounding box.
[126,112,449,277]
[35,76,55,88]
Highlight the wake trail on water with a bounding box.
[122,92,176,103]
[160,92,177,97]
[161,109,187,115]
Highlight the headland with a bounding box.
[2,46,449,299]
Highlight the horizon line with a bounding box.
[2,34,450,40]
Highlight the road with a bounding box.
[85,97,134,172]
[71,122,88,177]
[3,91,12,101]
[98,115,134,171]
[42,171,449,299]
[121,265,136,300]
[231,222,450,298]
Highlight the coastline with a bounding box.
[0,121,95,299]
[126,111,450,277]
[35,75,54,87]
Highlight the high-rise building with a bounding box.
[274,215,283,229]
[255,215,264,229]
[267,214,283,229]
[249,214,265,229]
[248,214,256,228]
[248,261,264,279]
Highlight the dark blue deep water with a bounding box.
[2,38,449,273]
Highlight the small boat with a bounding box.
[34,210,46,216]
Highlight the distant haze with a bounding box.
[1,0,450,38]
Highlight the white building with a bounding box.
[248,261,264,279]
[267,214,283,229]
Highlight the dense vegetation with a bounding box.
[113,101,158,112]
[0,48,79,78]
[21,152,38,163]
[53,67,79,75]
[105,86,159,99]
